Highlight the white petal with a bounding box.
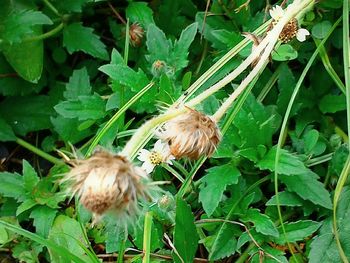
[142,161,155,174]
[296,28,310,42]
[137,149,150,161]
[154,139,164,152]
[269,5,284,20]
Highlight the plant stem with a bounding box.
[42,0,61,17]
[16,138,64,166]
[142,212,153,263]
[24,23,64,42]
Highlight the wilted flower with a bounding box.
[158,108,221,160]
[137,140,175,174]
[269,5,310,43]
[63,150,150,223]
[129,22,144,47]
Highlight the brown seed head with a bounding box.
[64,151,148,221]
[129,22,144,47]
[159,108,221,160]
[269,18,299,43]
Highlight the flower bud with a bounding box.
[129,22,144,47]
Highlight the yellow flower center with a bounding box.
[149,151,162,165]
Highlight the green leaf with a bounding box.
[199,163,240,216]
[272,44,298,61]
[48,215,93,262]
[0,118,16,141]
[170,22,198,71]
[1,10,52,44]
[266,191,305,207]
[30,206,57,238]
[241,209,279,237]
[16,199,36,216]
[173,198,198,263]
[146,24,171,62]
[103,217,128,253]
[22,160,39,192]
[257,147,308,175]
[274,220,321,244]
[63,23,108,60]
[209,224,238,260]
[319,94,346,113]
[277,64,296,114]
[64,68,91,99]
[126,2,155,28]
[312,21,333,39]
[280,172,332,209]
[303,129,319,153]
[0,172,25,201]
[0,96,55,135]
[54,94,106,120]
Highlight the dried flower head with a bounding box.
[269,5,310,43]
[63,150,150,223]
[242,32,265,67]
[129,22,144,47]
[158,108,221,160]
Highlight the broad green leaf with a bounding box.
[54,94,106,120]
[173,198,198,263]
[272,44,298,61]
[211,29,241,49]
[0,172,25,200]
[126,2,155,28]
[280,172,332,209]
[48,215,93,263]
[170,22,198,70]
[16,199,36,216]
[56,0,88,12]
[0,95,55,135]
[1,10,52,44]
[64,68,91,99]
[146,24,171,62]
[274,220,321,244]
[209,224,238,260]
[319,94,346,113]
[241,209,279,237]
[266,191,305,207]
[312,21,333,39]
[30,206,57,238]
[22,160,39,192]
[277,64,296,114]
[0,118,16,141]
[103,217,128,253]
[63,23,108,60]
[257,147,308,175]
[199,163,240,217]
[303,129,319,153]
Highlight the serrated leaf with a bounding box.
[199,163,240,216]
[63,23,108,60]
[0,118,16,141]
[274,220,321,244]
[126,2,155,28]
[257,147,308,175]
[64,68,91,99]
[30,206,57,238]
[146,24,171,62]
[0,172,25,201]
[209,224,238,260]
[266,191,305,207]
[16,199,36,216]
[280,172,332,209]
[241,209,279,237]
[22,160,39,192]
[0,96,55,135]
[1,10,52,44]
[170,22,198,70]
[319,94,346,113]
[54,94,106,120]
[173,198,198,263]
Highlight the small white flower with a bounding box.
[269,5,284,21]
[296,28,310,42]
[137,140,175,174]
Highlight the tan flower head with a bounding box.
[129,22,144,47]
[63,150,150,223]
[158,108,221,160]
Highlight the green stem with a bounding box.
[42,0,61,17]
[24,23,64,42]
[161,163,185,183]
[124,19,130,64]
[142,212,153,263]
[16,138,64,166]
[117,240,126,263]
[235,243,255,263]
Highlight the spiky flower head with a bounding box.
[63,150,150,223]
[129,22,144,47]
[158,108,221,160]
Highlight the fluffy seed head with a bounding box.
[159,108,221,160]
[129,22,144,47]
[63,150,149,222]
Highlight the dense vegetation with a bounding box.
[0,0,349,262]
